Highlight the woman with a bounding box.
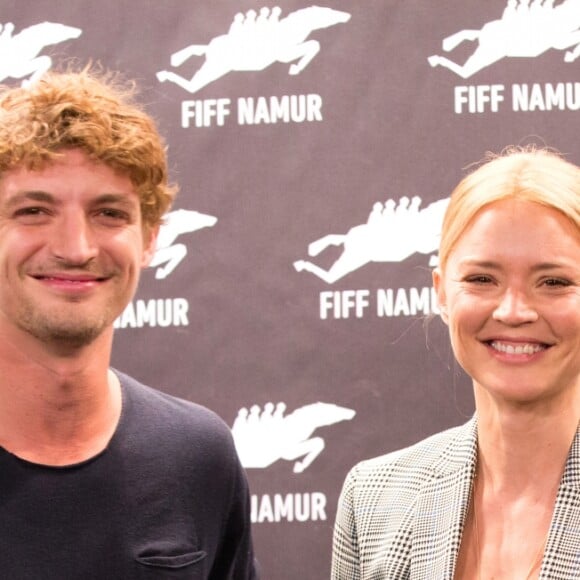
[331,147,580,579]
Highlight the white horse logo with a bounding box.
[156,5,351,93]
[232,402,356,473]
[0,21,82,86]
[428,0,580,78]
[294,196,449,284]
[149,209,217,280]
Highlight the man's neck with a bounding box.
[0,328,122,466]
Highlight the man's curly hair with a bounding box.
[0,67,177,229]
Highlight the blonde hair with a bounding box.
[439,146,580,271]
[0,67,177,229]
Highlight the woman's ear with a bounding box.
[432,268,448,325]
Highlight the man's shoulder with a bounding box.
[115,370,235,451]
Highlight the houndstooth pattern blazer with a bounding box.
[332,418,580,579]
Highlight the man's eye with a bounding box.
[12,207,50,222]
[14,207,45,216]
[97,208,130,220]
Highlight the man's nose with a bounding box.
[50,215,98,265]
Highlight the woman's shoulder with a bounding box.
[346,418,476,489]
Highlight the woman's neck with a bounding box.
[474,383,580,495]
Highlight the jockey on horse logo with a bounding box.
[149,209,217,280]
[156,5,351,93]
[0,21,82,86]
[294,196,449,284]
[232,402,356,473]
[428,0,580,78]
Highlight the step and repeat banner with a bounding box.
[5,1,580,577]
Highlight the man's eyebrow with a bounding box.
[4,190,56,208]
[3,191,138,208]
[92,193,139,207]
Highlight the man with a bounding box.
[0,68,258,579]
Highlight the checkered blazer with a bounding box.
[331,417,580,579]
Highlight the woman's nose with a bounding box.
[492,287,539,325]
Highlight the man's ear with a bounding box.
[141,225,159,268]
[432,268,448,325]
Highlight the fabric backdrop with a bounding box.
[4,1,580,577]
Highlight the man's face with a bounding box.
[0,149,156,347]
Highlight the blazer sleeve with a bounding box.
[331,465,361,580]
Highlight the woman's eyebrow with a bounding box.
[458,258,575,271]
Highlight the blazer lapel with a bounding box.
[405,422,580,579]
[540,428,580,580]
[409,419,478,580]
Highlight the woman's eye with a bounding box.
[465,275,493,284]
[542,278,571,287]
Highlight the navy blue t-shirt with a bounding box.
[0,371,257,579]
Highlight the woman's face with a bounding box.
[434,199,580,405]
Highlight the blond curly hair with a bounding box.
[0,67,177,229]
